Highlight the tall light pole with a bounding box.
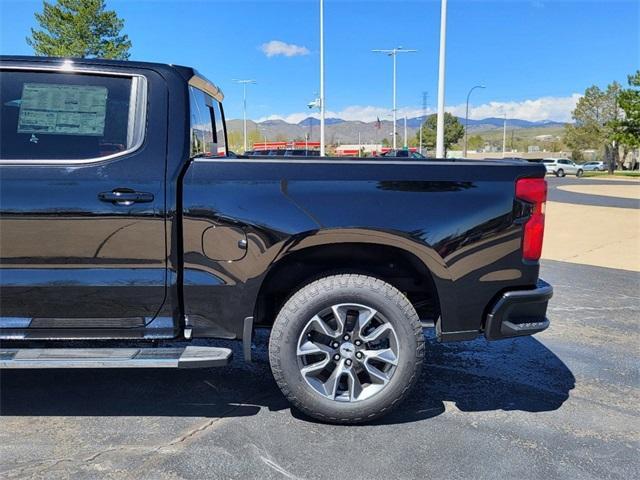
[319,0,326,156]
[502,113,507,157]
[234,79,256,152]
[435,0,448,158]
[420,91,428,155]
[373,47,417,150]
[259,126,267,150]
[463,84,485,158]
[403,116,408,149]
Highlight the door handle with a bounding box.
[98,189,154,206]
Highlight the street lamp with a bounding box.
[463,84,485,158]
[234,79,256,152]
[403,116,408,149]
[435,0,448,158]
[502,113,507,158]
[372,47,417,150]
[258,126,267,151]
[319,0,326,156]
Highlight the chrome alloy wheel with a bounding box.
[296,303,400,403]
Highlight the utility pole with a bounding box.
[502,113,507,158]
[420,91,428,155]
[435,0,448,158]
[234,79,256,152]
[403,116,408,149]
[259,127,267,147]
[373,47,417,150]
[463,84,485,158]
[319,0,326,156]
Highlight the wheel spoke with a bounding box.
[324,361,347,399]
[330,305,347,336]
[361,323,393,343]
[307,314,336,337]
[363,362,392,385]
[363,348,398,366]
[355,307,378,337]
[297,340,332,357]
[346,370,364,401]
[301,357,330,376]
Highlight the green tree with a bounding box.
[381,137,390,147]
[564,82,622,173]
[613,71,640,149]
[27,0,132,59]
[226,130,243,152]
[467,134,484,151]
[417,113,464,156]
[248,129,264,148]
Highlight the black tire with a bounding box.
[269,274,424,424]
[576,169,584,177]
[556,168,565,177]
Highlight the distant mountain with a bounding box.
[297,117,345,126]
[259,119,291,127]
[467,117,565,128]
[226,116,567,147]
[405,116,565,129]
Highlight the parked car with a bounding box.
[284,149,320,157]
[582,161,605,171]
[380,149,426,159]
[0,56,552,424]
[266,149,287,156]
[543,158,584,177]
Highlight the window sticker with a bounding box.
[17,83,108,136]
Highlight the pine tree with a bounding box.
[27,0,132,60]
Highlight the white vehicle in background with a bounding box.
[582,161,605,171]
[543,158,584,177]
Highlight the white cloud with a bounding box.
[260,40,310,58]
[449,94,582,122]
[257,94,581,123]
[258,105,428,124]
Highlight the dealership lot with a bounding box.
[1,179,638,480]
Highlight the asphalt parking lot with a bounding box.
[546,175,640,209]
[1,179,639,480]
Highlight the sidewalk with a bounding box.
[543,201,640,272]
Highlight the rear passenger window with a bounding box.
[189,86,226,158]
[212,100,226,156]
[0,70,145,161]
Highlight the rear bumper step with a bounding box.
[0,346,232,369]
[484,279,553,341]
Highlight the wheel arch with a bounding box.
[254,229,446,327]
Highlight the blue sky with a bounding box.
[1,0,638,122]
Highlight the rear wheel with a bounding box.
[556,168,565,177]
[576,169,584,177]
[269,274,424,424]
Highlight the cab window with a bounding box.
[212,100,226,156]
[189,86,226,158]
[0,70,144,161]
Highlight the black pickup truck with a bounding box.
[0,56,552,423]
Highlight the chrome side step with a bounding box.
[0,346,232,369]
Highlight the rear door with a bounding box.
[0,63,168,335]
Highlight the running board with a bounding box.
[0,346,232,369]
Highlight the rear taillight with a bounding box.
[516,178,547,261]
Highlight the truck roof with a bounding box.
[0,55,224,100]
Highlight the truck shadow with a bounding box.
[0,332,575,425]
